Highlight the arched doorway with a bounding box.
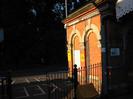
[73,35,81,68]
[85,31,102,93]
[88,32,101,64]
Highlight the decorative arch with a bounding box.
[84,24,102,91]
[68,28,82,45]
[82,24,101,42]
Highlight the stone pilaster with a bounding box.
[80,42,87,84]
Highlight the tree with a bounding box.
[51,0,91,20]
[1,0,92,69]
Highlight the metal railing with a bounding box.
[0,64,102,99]
[11,71,75,99]
[86,63,102,93]
[0,72,12,99]
[44,71,74,99]
[69,63,102,95]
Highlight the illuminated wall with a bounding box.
[64,4,102,92]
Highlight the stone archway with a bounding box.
[84,29,102,93]
[87,32,101,64]
[82,24,101,42]
[67,27,81,70]
[83,24,101,67]
[73,35,81,68]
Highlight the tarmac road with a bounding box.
[0,73,74,99]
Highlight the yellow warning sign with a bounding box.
[81,53,85,62]
[68,50,71,61]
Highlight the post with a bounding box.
[65,0,68,17]
[6,71,12,99]
[47,73,51,99]
[1,78,5,99]
[73,64,78,99]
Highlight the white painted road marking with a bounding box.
[24,87,30,97]
[11,80,15,85]
[36,85,46,94]
[51,83,62,93]
[25,78,30,83]
[34,78,40,82]
[33,85,46,96]
[16,87,29,98]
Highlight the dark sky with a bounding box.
[0,0,68,69]
[0,0,89,69]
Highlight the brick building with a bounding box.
[64,0,133,96]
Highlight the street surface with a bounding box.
[0,73,74,99]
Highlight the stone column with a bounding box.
[80,42,87,84]
[67,43,73,78]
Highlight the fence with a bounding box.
[0,63,102,99]
[86,63,102,93]
[69,63,102,94]
[0,72,12,99]
[43,71,75,99]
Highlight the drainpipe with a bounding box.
[101,0,116,96]
[105,19,110,95]
[101,18,109,97]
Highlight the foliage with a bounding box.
[0,0,93,68]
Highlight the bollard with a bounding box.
[73,64,78,99]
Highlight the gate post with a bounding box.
[46,73,51,99]
[1,78,5,99]
[6,71,12,99]
[73,64,78,99]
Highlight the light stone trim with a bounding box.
[67,43,72,50]
[68,28,81,44]
[80,42,85,49]
[65,9,100,27]
[82,24,101,48]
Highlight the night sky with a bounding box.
[0,0,89,70]
[0,0,68,70]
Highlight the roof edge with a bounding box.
[63,0,106,24]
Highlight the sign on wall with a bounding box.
[0,29,4,42]
[110,48,120,56]
[74,50,81,68]
[80,53,85,62]
[68,50,71,61]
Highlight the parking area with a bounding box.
[0,73,74,99]
[13,83,56,99]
